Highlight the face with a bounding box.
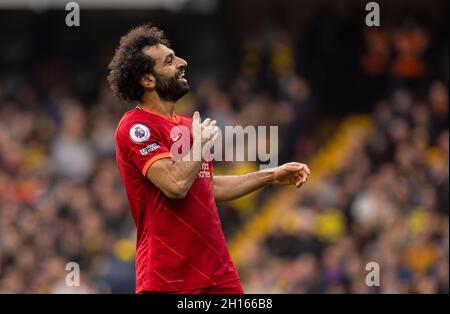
[144,44,189,102]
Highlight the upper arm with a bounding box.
[118,122,188,198]
[117,121,173,188]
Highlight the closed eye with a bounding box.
[164,53,174,65]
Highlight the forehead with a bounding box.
[143,44,173,63]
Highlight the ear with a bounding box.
[139,74,155,89]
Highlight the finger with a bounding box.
[296,164,306,172]
[204,127,213,141]
[297,174,306,187]
[192,112,201,140]
[296,174,303,185]
[302,173,309,181]
[287,162,303,168]
[300,171,308,183]
[211,129,220,142]
[201,118,212,127]
[284,164,302,173]
[206,124,216,135]
[290,162,310,175]
[296,171,307,184]
[193,111,200,126]
[302,164,310,175]
[210,126,219,140]
[289,163,305,172]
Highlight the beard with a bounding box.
[154,71,189,102]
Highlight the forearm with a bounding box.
[147,112,220,199]
[213,169,275,202]
[148,147,202,199]
[167,147,203,197]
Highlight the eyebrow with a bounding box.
[163,52,175,64]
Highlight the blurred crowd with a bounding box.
[0,82,136,293]
[238,81,449,294]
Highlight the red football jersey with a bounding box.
[115,106,241,293]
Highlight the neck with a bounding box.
[139,92,176,118]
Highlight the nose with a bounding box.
[177,57,188,69]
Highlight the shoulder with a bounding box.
[118,109,165,132]
[116,109,160,145]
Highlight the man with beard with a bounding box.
[108,24,310,294]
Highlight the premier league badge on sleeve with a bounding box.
[129,123,150,143]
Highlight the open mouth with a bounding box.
[177,70,188,84]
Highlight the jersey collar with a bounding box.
[136,104,181,124]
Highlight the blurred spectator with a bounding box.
[50,101,94,182]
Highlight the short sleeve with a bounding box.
[117,121,172,177]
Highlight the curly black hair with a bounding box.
[107,24,170,102]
